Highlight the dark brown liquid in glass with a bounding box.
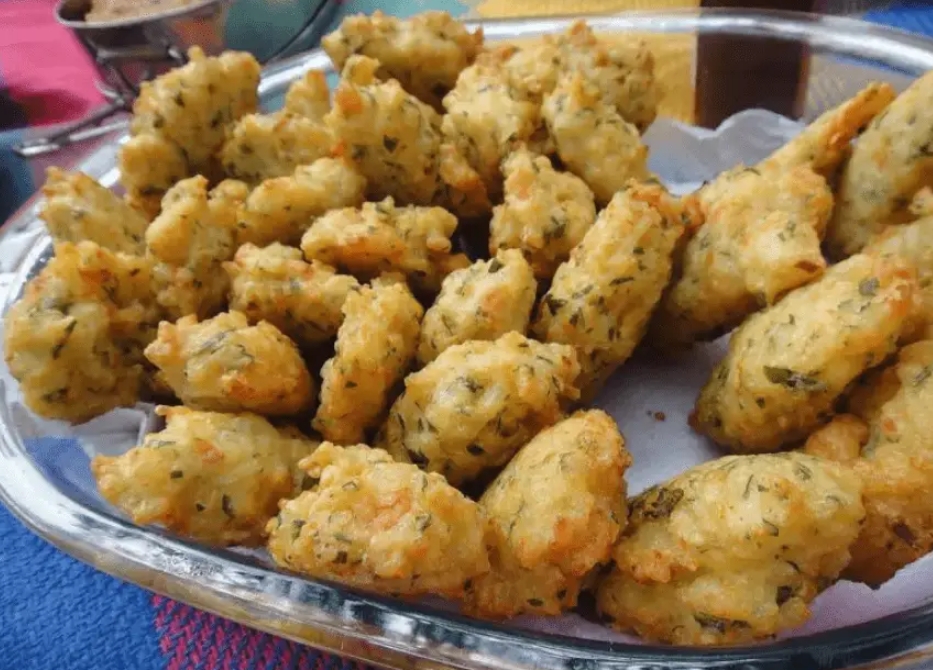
[697,0,817,128]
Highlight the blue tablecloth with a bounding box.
[2,1,933,668]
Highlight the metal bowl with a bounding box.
[57,0,231,98]
[14,0,336,157]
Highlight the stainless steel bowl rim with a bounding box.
[55,0,229,31]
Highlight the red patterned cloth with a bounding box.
[153,597,368,670]
[0,0,103,130]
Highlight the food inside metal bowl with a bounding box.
[84,0,208,23]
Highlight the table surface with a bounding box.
[3,1,933,669]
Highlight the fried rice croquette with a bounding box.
[322,11,482,111]
[313,276,422,445]
[120,47,260,203]
[326,55,488,215]
[92,406,317,546]
[442,21,660,202]
[495,37,560,103]
[441,22,658,202]
[691,254,916,454]
[225,243,359,349]
[801,414,868,464]
[596,453,865,645]
[542,73,649,204]
[826,71,933,259]
[236,157,366,247]
[441,48,541,200]
[129,47,261,163]
[119,134,189,219]
[220,111,332,185]
[3,242,159,423]
[910,185,933,218]
[300,197,468,293]
[379,331,580,487]
[220,70,334,184]
[417,250,536,365]
[650,165,833,348]
[501,21,658,131]
[466,410,631,618]
[266,443,490,597]
[144,311,314,416]
[40,168,149,255]
[533,182,686,400]
[146,176,245,320]
[804,341,933,587]
[864,213,933,341]
[547,20,658,132]
[489,148,597,279]
[282,69,331,121]
[759,82,896,178]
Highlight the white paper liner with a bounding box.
[4,109,933,644]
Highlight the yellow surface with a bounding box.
[471,0,700,16]
[469,0,698,123]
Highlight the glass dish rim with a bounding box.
[3,9,933,669]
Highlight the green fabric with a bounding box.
[224,0,327,62]
[225,0,471,63]
[333,0,469,21]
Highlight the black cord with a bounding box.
[262,0,339,65]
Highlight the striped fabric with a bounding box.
[153,597,368,670]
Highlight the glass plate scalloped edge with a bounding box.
[5,10,933,670]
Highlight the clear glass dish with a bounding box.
[4,9,933,670]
